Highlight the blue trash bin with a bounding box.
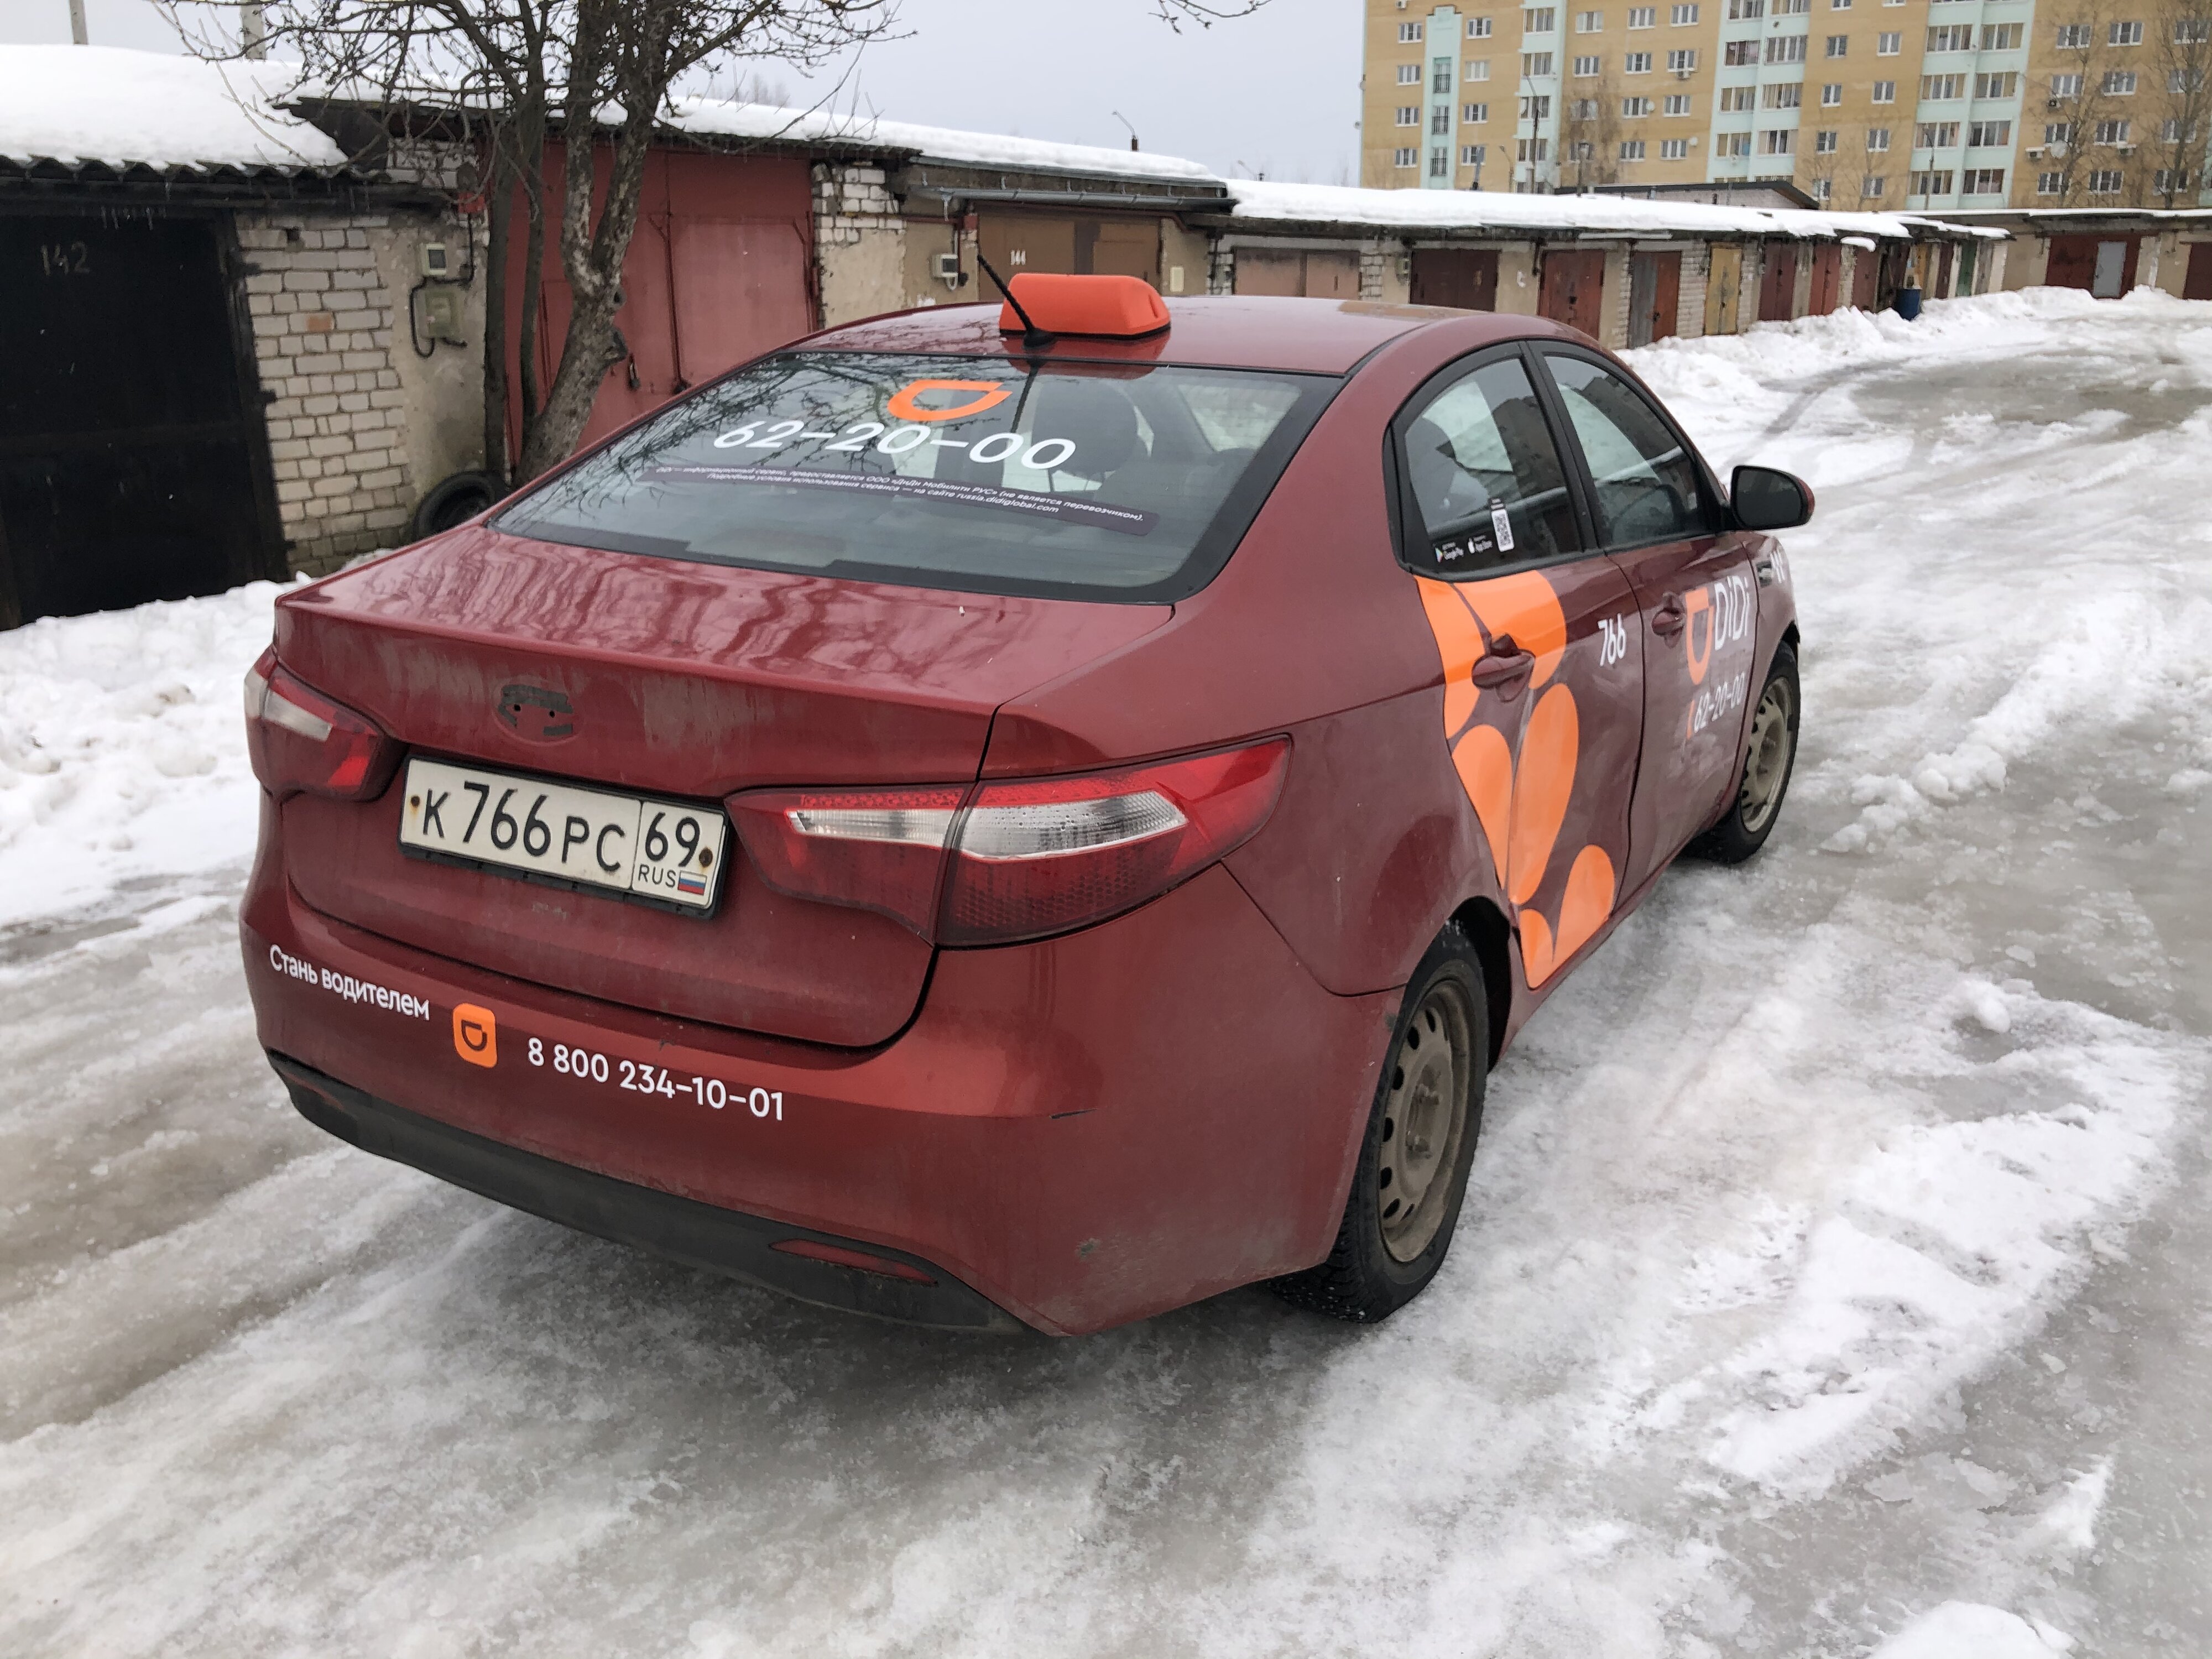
[1893,285,1923,321]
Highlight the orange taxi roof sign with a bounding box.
[997,273,1170,339]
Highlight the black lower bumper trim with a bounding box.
[268,1052,1021,1333]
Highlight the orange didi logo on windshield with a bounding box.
[885,379,1011,424]
[453,1004,498,1068]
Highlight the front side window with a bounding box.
[1398,356,1580,575]
[1542,352,1710,547]
[499,352,1327,603]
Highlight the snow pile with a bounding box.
[1870,1601,2077,1658]
[0,582,284,930]
[0,45,341,173]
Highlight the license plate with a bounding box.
[398,758,729,912]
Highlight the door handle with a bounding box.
[1650,596,1687,639]
[1470,649,1536,693]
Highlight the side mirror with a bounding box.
[1730,464,1815,532]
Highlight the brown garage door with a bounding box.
[978,211,1162,299]
[1807,244,1841,316]
[1410,248,1499,310]
[2188,243,2212,301]
[1234,248,1360,298]
[1758,243,1798,321]
[1626,250,1681,345]
[1538,249,1605,335]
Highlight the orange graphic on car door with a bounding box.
[1415,572,1627,988]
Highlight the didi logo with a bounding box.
[453,1004,498,1068]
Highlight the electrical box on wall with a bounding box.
[932,251,967,288]
[421,285,466,343]
[420,242,452,278]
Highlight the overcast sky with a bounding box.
[1,0,1361,182]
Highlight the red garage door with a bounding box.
[509,142,815,464]
[1538,249,1605,335]
[1758,243,1798,321]
[2189,242,2212,301]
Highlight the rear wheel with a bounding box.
[1691,644,1799,865]
[1272,926,1488,1323]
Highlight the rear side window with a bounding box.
[1541,350,1714,547]
[1396,355,1581,575]
[497,351,1332,603]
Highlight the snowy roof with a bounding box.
[1226,179,1990,243]
[662,97,1218,184]
[0,45,342,174]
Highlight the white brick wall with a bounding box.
[1677,243,1709,338]
[236,213,416,573]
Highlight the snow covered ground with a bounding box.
[3,288,2209,1657]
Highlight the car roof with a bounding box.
[801,295,1554,377]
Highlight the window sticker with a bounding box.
[884,378,1014,424]
[1489,497,1516,552]
[646,465,1159,536]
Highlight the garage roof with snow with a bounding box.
[0,45,344,176]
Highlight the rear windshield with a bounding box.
[496,351,1333,603]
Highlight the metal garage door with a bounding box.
[977,210,1162,299]
[0,213,277,627]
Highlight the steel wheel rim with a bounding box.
[1736,677,1794,834]
[1378,979,1474,1263]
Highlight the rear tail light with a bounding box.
[243,646,399,800]
[730,738,1290,947]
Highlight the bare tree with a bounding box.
[1558,76,1625,190]
[2150,0,2212,205]
[2037,0,2129,205]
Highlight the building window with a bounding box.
[1963,168,2006,193]
[1833,0,1851,8]
[1974,71,2019,98]
[1766,34,1807,61]
[1463,142,1490,164]
[1396,105,1422,125]
[1624,95,1656,113]
[1670,2,1699,19]
[1926,24,1973,51]
[1777,0,1812,12]
[1398,62,1422,83]
[1726,0,1764,16]
[2054,23,2091,48]
[1394,147,1419,167]
[1521,93,1554,117]
[1967,119,2010,145]
[1871,79,1896,100]
[2045,120,2073,143]
[1920,73,1965,98]
[2173,71,2205,94]
[2036,169,2063,192]
[1575,53,1604,72]
[1866,126,1891,148]
[2049,72,2083,97]
[1979,22,2022,49]
[1524,50,1557,72]
[1577,8,1604,29]
[1470,15,1495,35]
[1466,58,1493,79]
[2163,114,2193,139]
[1661,136,1691,155]
[1435,56,1455,90]
[1720,84,1756,109]
[1862,175,1886,196]
[1725,39,1758,62]
[1433,106,1453,133]
[2087,167,2125,191]
[1915,120,1960,147]
[1910,168,1954,194]
[1720,132,1754,154]
[2178,17,2212,41]
[1760,127,1797,152]
[1826,33,1849,54]
[1814,127,1839,150]
[2102,70,2138,93]
[1625,49,1654,69]
[1666,46,1698,67]
[1664,92,1693,112]
[1621,138,1648,156]
[1519,136,1552,159]
[1821,81,1843,103]
[1400,20,1425,41]
[2094,117,2132,142]
[1629,3,1659,21]
[1877,30,1901,53]
[1431,149,1452,176]
[1525,6,1559,30]
[2154,166,2192,192]
[1572,96,1601,117]
[2109,19,2144,43]
[1764,81,1803,106]
[1465,100,1493,119]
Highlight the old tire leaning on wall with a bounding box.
[409,471,505,542]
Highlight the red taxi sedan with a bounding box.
[241,275,1811,1335]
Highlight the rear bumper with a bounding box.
[270,1052,1019,1332]
[242,799,1400,1334]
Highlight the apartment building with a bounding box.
[1361,0,2212,210]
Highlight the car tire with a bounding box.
[1272,925,1488,1323]
[1690,643,1799,866]
[408,469,505,542]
